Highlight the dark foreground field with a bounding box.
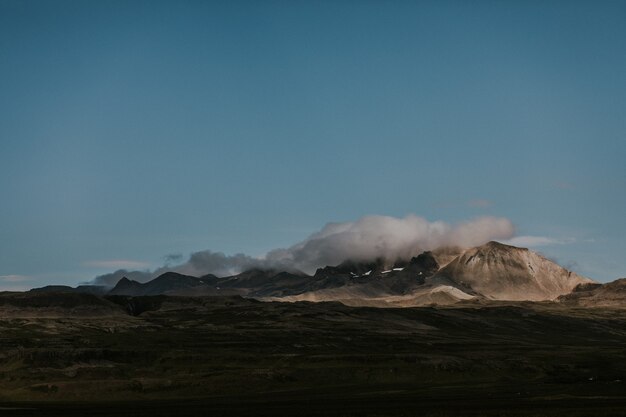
[1,294,626,416]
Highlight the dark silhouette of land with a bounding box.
[0,292,625,416]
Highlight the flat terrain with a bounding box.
[0,294,626,416]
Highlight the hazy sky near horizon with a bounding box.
[1,0,625,289]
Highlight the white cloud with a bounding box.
[265,215,515,273]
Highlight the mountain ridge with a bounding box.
[81,241,604,306]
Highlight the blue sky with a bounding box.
[1,0,625,289]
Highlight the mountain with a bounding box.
[97,242,596,306]
[260,252,451,306]
[29,284,108,296]
[108,277,145,295]
[205,269,310,297]
[434,241,593,301]
[270,243,594,305]
[558,278,626,307]
[109,272,218,296]
[107,270,311,298]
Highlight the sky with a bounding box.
[1,0,625,290]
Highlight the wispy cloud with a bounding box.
[502,236,576,247]
[83,260,151,270]
[163,254,183,264]
[0,274,32,282]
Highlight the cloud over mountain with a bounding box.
[264,215,514,273]
[91,214,515,286]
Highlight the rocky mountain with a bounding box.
[206,269,311,297]
[434,241,592,301]
[109,272,218,296]
[107,270,312,298]
[261,243,594,305]
[558,278,626,307]
[265,252,448,306]
[48,242,599,306]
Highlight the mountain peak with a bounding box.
[480,241,528,251]
[435,243,592,301]
[406,251,439,275]
[152,272,198,283]
[109,277,143,295]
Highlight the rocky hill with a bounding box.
[39,242,601,307]
[558,278,626,307]
[434,241,592,301]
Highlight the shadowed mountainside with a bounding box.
[99,242,594,307]
[558,278,626,307]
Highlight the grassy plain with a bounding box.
[0,295,625,416]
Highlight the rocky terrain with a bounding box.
[558,278,626,307]
[434,241,593,301]
[93,242,593,307]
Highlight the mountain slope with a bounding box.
[558,278,626,307]
[435,241,593,301]
[109,272,217,296]
[209,269,311,297]
[103,242,595,305]
[29,285,108,295]
[260,252,464,306]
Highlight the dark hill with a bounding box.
[558,278,626,307]
[109,272,217,296]
[29,284,108,295]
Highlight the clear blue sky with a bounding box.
[1,0,625,289]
